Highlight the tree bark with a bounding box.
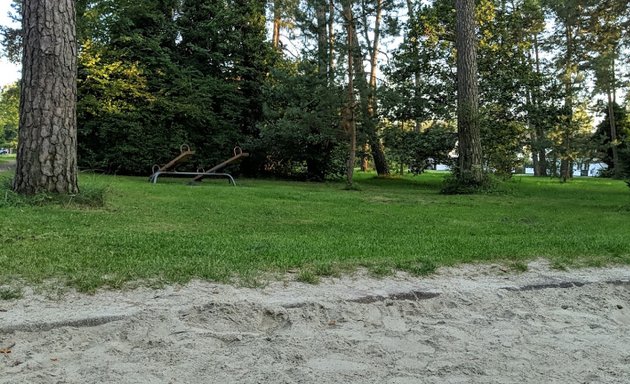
[560,22,574,183]
[343,0,356,187]
[406,0,421,132]
[351,2,389,176]
[328,0,335,84]
[316,0,328,77]
[533,35,547,176]
[13,0,79,195]
[455,0,483,183]
[607,85,620,179]
[272,0,281,50]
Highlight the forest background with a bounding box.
[0,0,629,182]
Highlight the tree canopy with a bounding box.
[2,0,629,182]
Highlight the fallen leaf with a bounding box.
[0,342,16,354]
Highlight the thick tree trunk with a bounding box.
[13,0,79,195]
[455,0,483,183]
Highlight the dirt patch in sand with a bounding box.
[1,261,629,383]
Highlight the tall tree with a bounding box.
[544,0,590,181]
[343,0,357,187]
[13,0,79,194]
[455,0,483,183]
[586,0,628,178]
[340,0,391,176]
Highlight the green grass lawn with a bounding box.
[0,154,16,165]
[1,170,629,291]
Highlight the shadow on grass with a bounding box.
[356,173,446,191]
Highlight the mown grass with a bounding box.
[0,154,16,165]
[0,170,628,292]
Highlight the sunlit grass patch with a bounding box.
[0,169,628,291]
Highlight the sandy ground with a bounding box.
[1,261,629,384]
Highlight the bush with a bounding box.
[252,62,347,181]
[382,122,457,175]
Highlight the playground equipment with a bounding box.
[149,145,249,185]
[191,146,249,183]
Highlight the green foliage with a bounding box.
[75,0,271,175]
[381,1,456,124]
[480,111,527,178]
[0,83,19,150]
[296,270,320,284]
[253,59,346,180]
[547,103,597,177]
[593,103,630,178]
[382,122,457,174]
[0,286,22,300]
[509,261,529,273]
[396,260,437,276]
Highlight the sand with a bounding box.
[1,260,629,383]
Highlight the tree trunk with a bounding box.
[328,0,335,84]
[531,33,547,176]
[13,0,79,195]
[360,143,370,171]
[560,159,571,182]
[343,0,356,188]
[455,0,483,183]
[316,0,328,77]
[607,89,620,179]
[350,4,389,176]
[366,0,389,176]
[560,23,574,183]
[272,0,281,49]
[406,0,421,132]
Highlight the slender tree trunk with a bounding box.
[532,34,547,176]
[455,0,483,183]
[368,0,383,91]
[13,0,79,195]
[343,0,356,187]
[607,82,620,179]
[316,0,328,77]
[366,0,389,176]
[351,2,389,176]
[328,0,335,84]
[272,0,281,49]
[361,143,370,171]
[406,0,421,132]
[560,23,573,183]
